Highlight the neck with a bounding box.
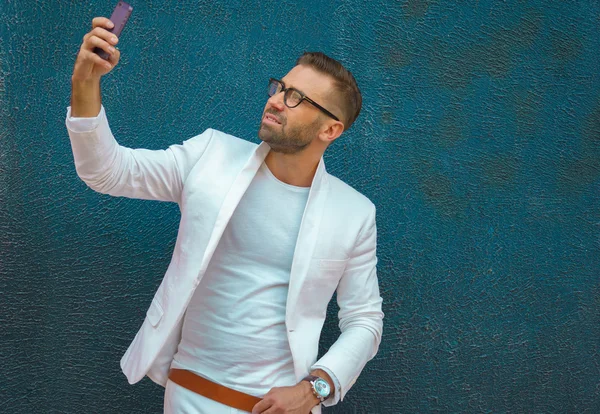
[264,149,321,187]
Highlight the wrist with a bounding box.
[300,380,321,407]
[71,77,101,91]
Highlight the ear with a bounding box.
[318,120,345,145]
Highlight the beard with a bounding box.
[258,111,322,154]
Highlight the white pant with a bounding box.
[164,379,252,414]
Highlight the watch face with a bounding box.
[314,378,331,397]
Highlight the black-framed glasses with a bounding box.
[267,78,341,122]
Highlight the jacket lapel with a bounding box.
[286,158,329,325]
[200,142,271,265]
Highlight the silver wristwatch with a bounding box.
[303,375,331,402]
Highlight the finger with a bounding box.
[251,399,272,414]
[80,49,113,70]
[85,35,116,57]
[87,27,119,45]
[107,47,120,66]
[82,33,116,55]
[261,408,280,414]
[92,17,114,30]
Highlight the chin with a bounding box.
[257,126,271,143]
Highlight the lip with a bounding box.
[263,113,282,125]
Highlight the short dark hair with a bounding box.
[296,52,362,130]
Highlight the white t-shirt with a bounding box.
[171,161,310,397]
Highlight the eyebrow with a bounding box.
[280,78,308,97]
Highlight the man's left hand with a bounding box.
[251,381,319,414]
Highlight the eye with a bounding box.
[268,81,279,96]
[287,89,303,106]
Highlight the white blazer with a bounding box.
[66,107,384,412]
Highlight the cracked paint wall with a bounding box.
[1,0,599,412]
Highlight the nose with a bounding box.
[267,91,286,111]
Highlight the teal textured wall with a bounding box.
[1,0,599,412]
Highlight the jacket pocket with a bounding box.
[146,299,164,328]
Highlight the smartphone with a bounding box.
[94,1,133,60]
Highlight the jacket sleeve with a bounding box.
[65,105,213,204]
[312,206,384,406]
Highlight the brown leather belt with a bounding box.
[168,368,262,412]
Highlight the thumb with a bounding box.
[252,398,270,414]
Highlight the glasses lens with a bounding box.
[268,79,282,97]
[285,89,303,108]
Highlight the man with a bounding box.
[66,16,383,414]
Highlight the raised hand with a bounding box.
[72,17,121,82]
